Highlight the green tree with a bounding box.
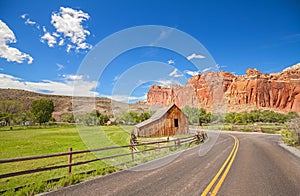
[199,108,212,126]
[30,99,54,125]
[225,112,237,124]
[182,106,199,125]
[287,112,299,121]
[117,111,149,124]
[98,113,110,125]
[0,100,23,125]
[138,112,151,122]
[61,113,75,123]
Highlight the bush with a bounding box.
[281,129,299,146]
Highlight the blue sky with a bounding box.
[0,0,299,102]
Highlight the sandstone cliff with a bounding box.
[146,63,300,113]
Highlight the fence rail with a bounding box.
[0,133,206,180]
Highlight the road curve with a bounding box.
[43,131,300,196]
[219,132,300,195]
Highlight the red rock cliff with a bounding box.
[146,64,300,113]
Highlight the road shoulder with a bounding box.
[279,142,300,158]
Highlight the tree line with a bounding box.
[182,106,299,125]
[0,99,55,126]
[0,99,153,126]
[1,98,299,127]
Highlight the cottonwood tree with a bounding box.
[30,99,54,125]
[0,100,23,126]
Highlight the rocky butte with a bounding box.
[146,63,300,113]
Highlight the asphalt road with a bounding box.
[44,131,300,196]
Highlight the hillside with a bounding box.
[0,89,150,120]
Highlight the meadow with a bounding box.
[0,125,133,194]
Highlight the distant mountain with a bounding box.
[0,89,150,120]
[146,63,300,113]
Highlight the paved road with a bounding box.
[219,132,300,195]
[44,132,300,196]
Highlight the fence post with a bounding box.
[130,138,134,161]
[68,147,72,175]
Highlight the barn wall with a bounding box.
[136,105,189,137]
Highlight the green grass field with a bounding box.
[0,125,133,194]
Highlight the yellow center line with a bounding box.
[201,134,239,196]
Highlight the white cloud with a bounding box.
[42,26,47,33]
[57,63,64,71]
[0,20,33,64]
[184,70,201,76]
[52,32,60,37]
[63,74,83,81]
[21,14,27,19]
[47,7,92,52]
[66,44,73,53]
[21,14,39,29]
[169,68,183,78]
[151,28,174,46]
[41,32,57,47]
[25,18,36,25]
[168,59,175,65]
[156,80,174,87]
[0,73,98,97]
[106,94,147,102]
[58,39,64,46]
[202,67,212,73]
[187,53,205,60]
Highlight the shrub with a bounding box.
[281,129,299,146]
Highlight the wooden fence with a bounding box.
[0,133,206,180]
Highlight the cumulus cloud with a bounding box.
[169,68,183,78]
[0,73,98,97]
[187,53,205,60]
[40,32,56,47]
[184,70,201,76]
[46,7,92,52]
[0,20,33,64]
[23,7,91,52]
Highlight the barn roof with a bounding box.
[135,104,175,128]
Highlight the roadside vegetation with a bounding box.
[281,118,300,148]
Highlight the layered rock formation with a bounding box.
[147,63,300,113]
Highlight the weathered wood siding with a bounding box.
[135,105,189,137]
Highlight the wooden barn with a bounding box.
[134,104,189,137]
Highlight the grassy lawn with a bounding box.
[0,125,133,194]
